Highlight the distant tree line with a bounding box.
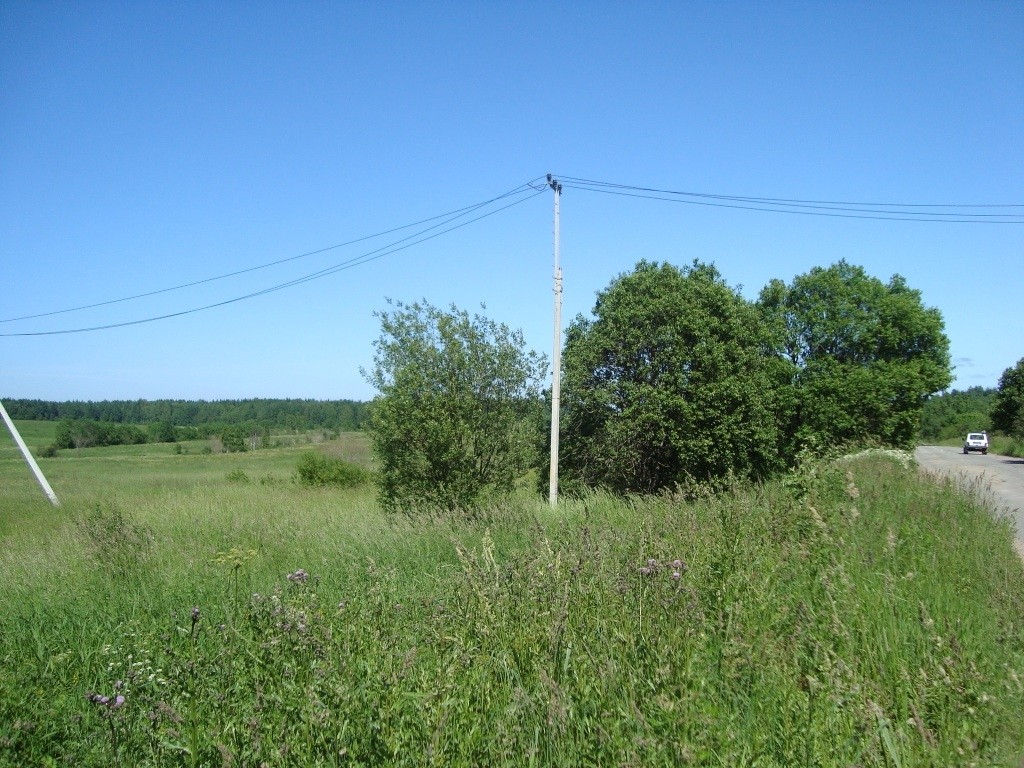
[916,356,1024,443]
[918,387,997,441]
[3,398,369,431]
[47,419,271,453]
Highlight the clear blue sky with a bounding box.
[2,1,1021,402]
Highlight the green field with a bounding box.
[2,425,1023,766]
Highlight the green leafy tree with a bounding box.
[364,300,547,514]
[992,358,1024,438]
[758,261,952,449]
[149,421,177,443]
[220,424,249,453]
[559,260,784,495]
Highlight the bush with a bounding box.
[36,444,59,458]
[364,299,546,514]
[296,451,368,489]
[149,421,177,443]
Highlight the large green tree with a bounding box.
[758,261,951,449]
[364,300,547,514]
[558,260,784,495]
[991,358,1024,439]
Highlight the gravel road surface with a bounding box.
[914,445,1024,559]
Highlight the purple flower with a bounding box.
[671,571,681,581]
[87,691,124,710]
[646,558,657,568]
[191,606,201,623]
[287,568,309,584]
[639,566,653,576]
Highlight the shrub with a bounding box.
[75,504,153,576]
[36,444,58,458]
[226,469,250,484]
[364,299,547,514]
[296,451,368,488]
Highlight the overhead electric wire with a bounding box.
[554,175,1024,223]
[555,175,1024,209]
[7,171,1018,338]
[1,177,546,325]
[0,187,546,337]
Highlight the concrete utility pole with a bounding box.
[0,399,60,506]
[548,174,563,507]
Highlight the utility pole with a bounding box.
[0,399,60,506]
[548,174,562,507]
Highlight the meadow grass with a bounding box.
[1,432,1023,766]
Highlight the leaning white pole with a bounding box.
[548,176,562,507]
[0,399,60,506]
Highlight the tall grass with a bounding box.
[0,441,1022,766]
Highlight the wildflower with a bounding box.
[287,568,309,584]
[671,571,681,581]
[87,691,125,711]
[639,566,653,576]
[191,606,201,624]
[646,558,657,568]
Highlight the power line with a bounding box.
[555,175,1024,208]
[1,178,546,324]
[555,175,1024,223]
[0,187,546,337]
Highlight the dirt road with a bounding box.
[914,445,1024,558]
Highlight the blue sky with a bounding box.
[2,1,1021,402]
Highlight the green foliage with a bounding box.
[992,357,1024,439]
[295,451,368,488]
[218,423,268,453]
[148,420,177,443]
[364,299,547,514]
[53,418,149,450]
[36,443,59,458]
[219,424,248,453]
[559,260,784,494]
[2,397,370,431]
[1,453,1022,765]
[225,469,250,484]
[918,386,996,441]
[758,261,952,450]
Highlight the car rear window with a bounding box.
[967,434,985,440]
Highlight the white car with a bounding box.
[963,432,989,455]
